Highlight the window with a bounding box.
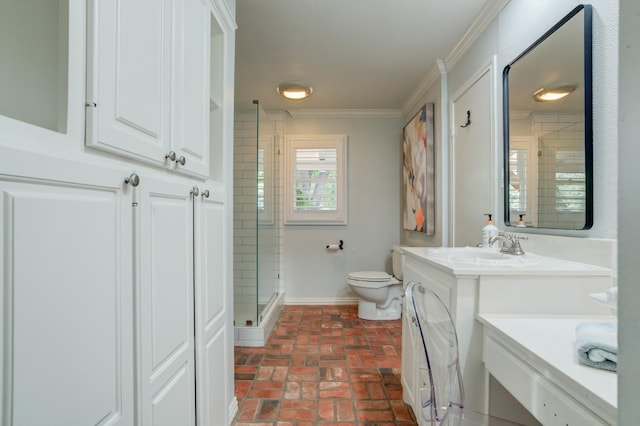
[508,148,528,212]
[284,135,347,225]
[508,137,538,226]
[257,135,274,224]
[554,150,586,212]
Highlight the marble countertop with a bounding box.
[402,246,612,276]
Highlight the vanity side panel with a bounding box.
[455,276,487,413]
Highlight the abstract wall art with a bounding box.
[402,103,435,235]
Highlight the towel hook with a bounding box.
[460,110,471,128]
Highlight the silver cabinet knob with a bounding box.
[176,156,186,166]
[165,151,177,161]
[124,173,140,187]
[201,190,210,198]
[191,186,199,196]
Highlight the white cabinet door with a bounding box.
[137,177,196,426]
[171,0,211,177]
[87,0,211,178]
[0,152,134,426]
[193,189,230,425]
[401,302,417,414]
[87,0,173,166]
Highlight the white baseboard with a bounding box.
[284,296,359,305]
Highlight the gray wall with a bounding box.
[282,114,403,302]
[618,0,640,422]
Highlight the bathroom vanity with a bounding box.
[479,315,616,424]
[400,246,614,424]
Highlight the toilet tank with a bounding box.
[392,245,404,280]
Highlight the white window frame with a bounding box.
[509,136,538,227]
[284,134,348,225]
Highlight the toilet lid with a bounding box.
[348,271,391,282]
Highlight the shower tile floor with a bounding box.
[233,305,417,425]
[234,303,266,327]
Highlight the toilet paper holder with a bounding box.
[326,240,344,250]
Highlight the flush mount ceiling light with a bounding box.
[533,84,578,102]
[277,81,313,100]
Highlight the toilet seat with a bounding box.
[347,271,400,289]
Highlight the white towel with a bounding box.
[575,322,617,372]
[589,287,618,310]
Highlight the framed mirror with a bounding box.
[503,5,592,230]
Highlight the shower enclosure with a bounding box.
[233,100,282,346]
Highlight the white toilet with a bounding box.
[347,245,404,320]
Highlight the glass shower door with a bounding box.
[256,102,279,325]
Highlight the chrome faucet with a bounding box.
[489,232,528,255]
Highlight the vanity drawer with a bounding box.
[483,334,609,425]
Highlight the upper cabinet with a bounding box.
[86,0,219,178]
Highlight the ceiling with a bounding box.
[507,6,585,114]
[234,0,491,112]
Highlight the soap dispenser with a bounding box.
[482,214,499,247]
[517,214,527,227]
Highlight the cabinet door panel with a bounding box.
[194,196,228,423]
[87,0,172,164]
[152,365,193,426]
[204,328,228,423]
[0,167,133,426]
[172,0,210,177]
[199,200,225,325]
[138,179,195,426]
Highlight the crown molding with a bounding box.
[400,0,510,117]
[286,109,403,119]
[208,0,237,32]
[445,0,510,69]
[401,64,442,117]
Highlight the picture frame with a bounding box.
[402,103,435,235]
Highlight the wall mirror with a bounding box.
[503,4,592,230]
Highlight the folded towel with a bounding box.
[589,287,618,310]
[575,322,617,372]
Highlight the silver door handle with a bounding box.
[124,173,140,187]
[191,186,199,196]
[201,190,210,198]
[165,151,177,161]
[176,156,186,166]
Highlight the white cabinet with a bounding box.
[0,151,135,426]
[0,151,234,425]
[137,178,197,426]
[400,302,417,418]
[87,0,211,178]
[136,178,232,425]
[401,257,481,423]
[172,0,212,177]
[194,189,231,424]
[2,0,236,423]
[86,0,173,166]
